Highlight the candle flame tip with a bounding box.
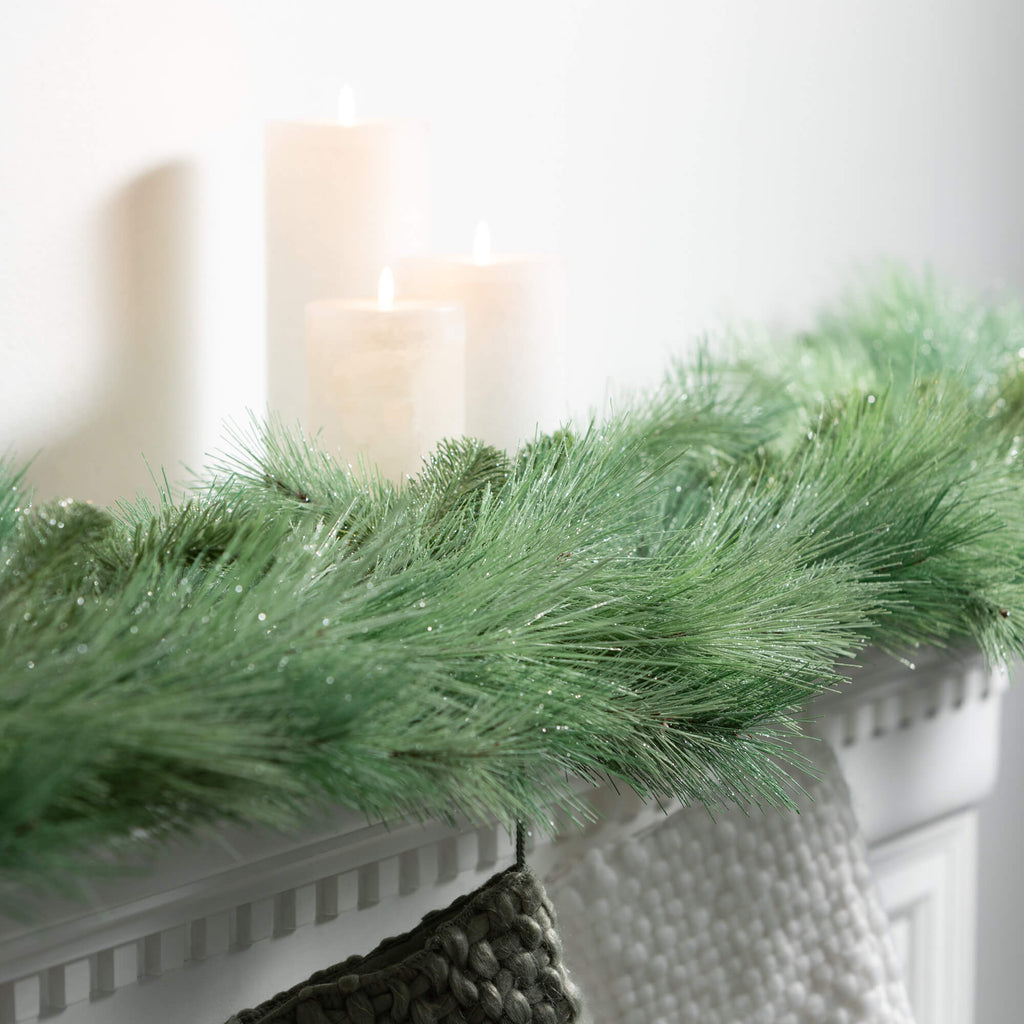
[337,84,355,126]
[377,266,395,310]
[473,220,491,265]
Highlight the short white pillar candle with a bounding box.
[397,223,565,453]
[305,270,465,483]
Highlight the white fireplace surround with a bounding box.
[0,647,1007,1024]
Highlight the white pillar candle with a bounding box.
[266,88,429,424]
[396,223,566,453]
[305,269,465,483]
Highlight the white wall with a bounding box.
[1,1,1022,1019]
[3,0,1023,500]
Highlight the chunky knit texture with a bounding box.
[548,741,914,1024]
[225,866,582,1024]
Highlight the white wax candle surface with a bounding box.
[266,96,429,424]
[397,230,565,453]
[305,283,465,483]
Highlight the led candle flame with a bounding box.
[377,266,395,311]
[473,221,491,266]
[337,84,356,126]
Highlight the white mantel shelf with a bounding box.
[815,645,1008,844]
[0,647,1009,1024]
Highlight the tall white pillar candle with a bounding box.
[266,90,429,424]
[305,270,465,483]
[396,224,565,453]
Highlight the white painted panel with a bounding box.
[871,811,978,1024]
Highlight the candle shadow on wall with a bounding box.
[28,161,201,505]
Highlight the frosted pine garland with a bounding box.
[2,267,1023,908]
